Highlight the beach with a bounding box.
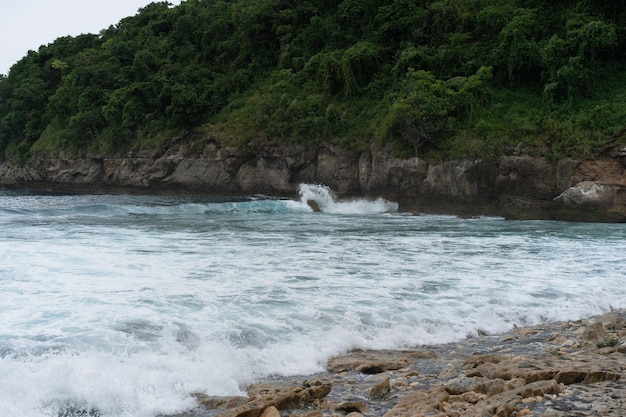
[184,309,626,417]
[2,189,624,416]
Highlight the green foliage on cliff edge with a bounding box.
[2,0,626,164]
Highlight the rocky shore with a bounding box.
[2,139,626,222]
[173,309,626,417]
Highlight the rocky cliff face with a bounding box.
[1,138,625,222]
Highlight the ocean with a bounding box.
[1,184,624,417]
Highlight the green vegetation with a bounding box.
[1,0,626,164]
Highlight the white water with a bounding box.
[0,184,625,417]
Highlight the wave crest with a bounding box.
[297,183,398,214]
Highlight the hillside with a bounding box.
[1,0,626,165]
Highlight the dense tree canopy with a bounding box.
[1,0,626,163]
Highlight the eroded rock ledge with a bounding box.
[177,310,626,417]
[1,139,625,221]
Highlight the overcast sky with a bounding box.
[0,0,182,76]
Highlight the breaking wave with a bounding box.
[0,184,398,218]
[297,183,398,214]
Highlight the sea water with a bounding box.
[0,184,625,417]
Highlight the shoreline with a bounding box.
[2,143,626,222]
[178,309,626,417]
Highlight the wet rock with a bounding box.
[202,381,331,417]
[334,401,369,414]
[470,380,561,417]
[383,386,450,417]
[306,200,321,212]
[596,335,619,348]
[326,349,436,374]
[172,310,626,417]
[479,378,510,396]
[444,377,479,395]
[365,377,390,399]
[438,364,458,379]
[295,412,322,417]
[579,321,621,348]
[196,395,249,410]
[259,406,280,417]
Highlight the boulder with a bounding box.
[552,181,626,222]
[554,181,622,206]
[306,199,321,212]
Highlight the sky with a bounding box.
[0,0,181,76]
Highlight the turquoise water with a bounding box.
[1,184,625,417]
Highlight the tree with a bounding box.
[379,66,492,156]
[542,18,617,102]
[492,8,541,80]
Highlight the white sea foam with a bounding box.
[0,187,625,416]
[297,183,399,214]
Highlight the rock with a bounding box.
[296,412,322,417]
[184,310,626,417]
[365,377,390,399]
[459,391,485,404]
[497,156,555,198]
[4,141,626,222]
[581,322,606,346]
[552,181,626,221]
[605,317,626,330]
[302,378,328,388]
[208,381,331,417]
[306,199,321,212]
[259,406,280,417]
[460,380,561,417]
[444,377,479,395]
[383,386,450,417]
[438,364,458,379]
[480,378,508,396]
[554,181,619,206]
[463,353,508,370]
[196,395,249,410]
[596,335,619,348]
[334,401,369,414]
[326,349,436,374]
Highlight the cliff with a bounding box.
[1,138,625,222]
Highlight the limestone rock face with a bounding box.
[551,181,626,222]
[358,143,429,196]
[2,139,625,222]
[554,181,623,206]
[497,155,556,198]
